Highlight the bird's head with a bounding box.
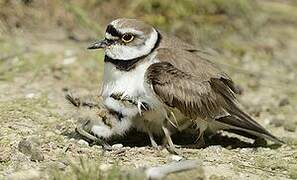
[88,18,160,60]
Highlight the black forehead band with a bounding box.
[106,25,122,37]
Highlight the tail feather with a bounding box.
[210,79,283,144]
[215,115,283,144]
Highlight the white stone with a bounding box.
[63,57,76,65]
[25,93,35,98]
[92,145,103,150]
[170,155,183,161]
[111,143,123,149]
[77,139,89,146]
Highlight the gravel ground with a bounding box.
[1,2,297,179]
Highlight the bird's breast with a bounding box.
[100,60,158,116]
[100,58,171,135]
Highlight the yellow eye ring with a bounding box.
[121,34,134,43]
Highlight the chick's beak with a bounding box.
[87,39,110,49]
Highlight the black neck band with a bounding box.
[104,31,161,71]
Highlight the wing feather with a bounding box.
[145,48,282,144]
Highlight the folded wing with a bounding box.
[145,48,282,144]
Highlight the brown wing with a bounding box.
[145,48,282,144]
[145,60,233,120]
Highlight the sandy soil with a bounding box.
[1,2,297,179]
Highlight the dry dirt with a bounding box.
[1,2,297,180]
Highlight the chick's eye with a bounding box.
[121,34,134,43]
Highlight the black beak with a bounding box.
[87,39,110,49]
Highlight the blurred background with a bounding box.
[1,0,297,179]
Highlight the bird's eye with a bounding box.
[121,34,134,43]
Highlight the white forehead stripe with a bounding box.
[105,32,119,40]
[118,28,143,36]
[105,28,158,60]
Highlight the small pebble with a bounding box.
[247,79,259,89]
[170,155,183,161]
[55,161,67,170]
[239,148,253,154]
[92,145,103,150]
[161,148,169,154]
[0,151,10,163]
[69,138,76,142]
[207,145,222,152]
[78,147,91,153]
[63,57,77,65]
[269,117,284,127]
[18,139,32,155]
[25,93,35,99]
[279,97,290,107]
[209,174,227,180]
[30,150,44,161]
[284,123,296,132]
[18,139,44,161]
[138,147,146,151]
[77,139,89,146]
[111,143,123,149]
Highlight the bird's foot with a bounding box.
[148,131,162,150]
[162,125,182,155]
[76,119,112,150]
[165,144,181,155]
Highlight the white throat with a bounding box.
[105,29,158,60]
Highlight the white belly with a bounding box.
[100,58,167,132]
